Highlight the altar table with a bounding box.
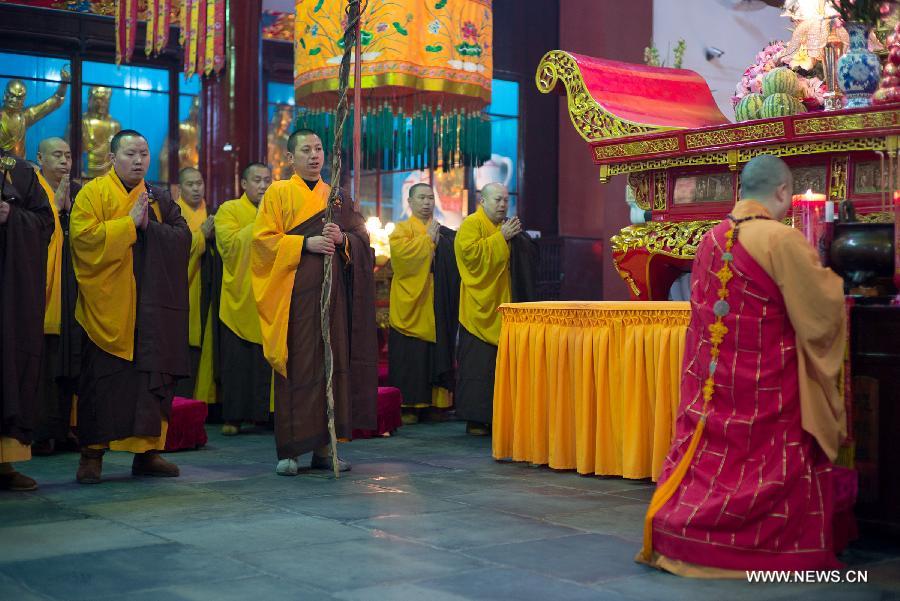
[492,301,691,480]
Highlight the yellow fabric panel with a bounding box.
[432,387,452,409]
[70,170,152,361]
[176,198,208,348]
[492,301,691,481]
[193,302,217,403]
[88,419,168,453]
[0,437,31,463]
[388,216,436,342]
[251,175,329,376]
[293,0,492,106]
[37,171,63,335]
[455,206,510,346]
[216,195,262,343]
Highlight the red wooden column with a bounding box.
[200,0,263,207]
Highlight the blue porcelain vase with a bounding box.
[838,22,881,109]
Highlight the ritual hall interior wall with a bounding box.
[652,0,785,119]
[557,0,653,301]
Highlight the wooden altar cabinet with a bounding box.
[536,50,899,301]
[534,50,900,532]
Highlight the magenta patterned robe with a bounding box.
[651,219,840,571]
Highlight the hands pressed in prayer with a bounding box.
[322,222,343,245]
[200,215,215,239]
[0,200,9,224]
[307,235,335,255]
[54,175,71,212]
[130,193,149,231]
[500,216,522,241]
[427,219,441,243]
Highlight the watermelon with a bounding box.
[734,93,765,122]
[762,67,802,98]
[760,92,804,118]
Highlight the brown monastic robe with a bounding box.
[72,174,191,446]
[0,151,54,454]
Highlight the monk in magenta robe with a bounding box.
[639,155,848,576]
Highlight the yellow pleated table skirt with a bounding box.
[492,301,691,481]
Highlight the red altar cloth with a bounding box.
[651,221,844,571]
[566,53,729,130]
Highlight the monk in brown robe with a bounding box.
[251,129,377,476]
[0,148,54,491]
[70,129,191,484]
[174,167,215,399]
[33,137,83,455]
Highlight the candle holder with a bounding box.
[792,190,833,264]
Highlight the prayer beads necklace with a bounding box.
[700,213,772,420]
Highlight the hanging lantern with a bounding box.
[293,0,493,169]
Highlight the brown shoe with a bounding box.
[0,470,38,491]
[132,452,180,477]
[77,448,105,484]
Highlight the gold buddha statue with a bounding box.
[0,67,70,157]
[267,104,294,181]
[159,96,200,179]
[81,86,121,179]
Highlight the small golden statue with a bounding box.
[81,86,121,179]
[159,96,200,179]
[267,104,294,181]
[0,66,70,157]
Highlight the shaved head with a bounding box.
[480,182,510,224]
[37,136,72,186]
[739,155,794,220]
[39,136,68,155]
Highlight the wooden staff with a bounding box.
[320,0,363,478]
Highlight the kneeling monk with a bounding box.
[639,155,847,575]
[251,129,377,476]
[70,130,191,484]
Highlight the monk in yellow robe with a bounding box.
[388,183,459,424]
[0,147,54,491]
[174,167,215,400]
[455,183,537,435]
[32,137,83,455]
[70,129,191,484]
[251,129,377,476]
[215,163,273,435]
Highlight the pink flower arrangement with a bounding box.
[732,41,827,110]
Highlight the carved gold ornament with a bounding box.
[536,50,667,143]
[793,109,900,136]
[627,173,651,211]
[684,122,785,149]
[610,220,719,259]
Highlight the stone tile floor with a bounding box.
[1,421,899,600]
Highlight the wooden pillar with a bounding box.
[199,0,263,207]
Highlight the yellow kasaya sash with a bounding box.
[176,197,208,348]
[70,170,161,361]
[251,174,330,377]
[454,205,511,346]
[36,171,63,335]
[216,194,262,344]
[388,216,436,343]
